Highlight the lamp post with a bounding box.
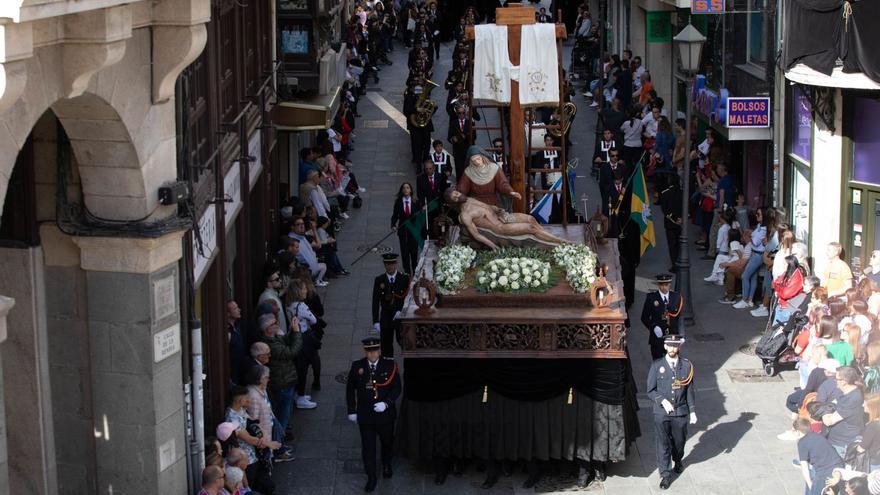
[673,22,706,327]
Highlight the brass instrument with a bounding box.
[409,78,439,128]
[547,102,577,138]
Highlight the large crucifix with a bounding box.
[464,3,567,214]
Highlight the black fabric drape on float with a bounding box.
[783,0,880,83]
[402,358,629,403]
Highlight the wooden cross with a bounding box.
[465,3,567,213]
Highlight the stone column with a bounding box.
[0,295,16,495]
[72,232,188,494]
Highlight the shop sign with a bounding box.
[693,0,725,14]
[646,12,672,43]
[248,132,263,191]
[726,97,770,127]
[691,75,728,125]
[224,162,242,230]
[192,204,217,287]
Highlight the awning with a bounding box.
[272,84,343,131]
[659,0,691,7]
[785,63,880,90]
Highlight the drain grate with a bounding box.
[692,332,725,342]
[739,343,757,356]
[388,171,407,177]
[726,369,783,382]
[334,372,349,384]
[355,244,392,254]
[363,119,389,128]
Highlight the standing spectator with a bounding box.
[794,417,844,495]
[612,60,633,109]
[259,311,311,434]
[245,365,294,466]
[223,386,277,494]
[259,270,288,335]
[287,279,323,399]
[197,465,229,495]
[822,242,854,299]
[733,207,770,309]
[619,107,644,170]
[652,116,675,173]
[391,182,421,275]
[822,366,867,458]
[227,300,248,385]
[707,163,735,258]
[247,341,270,371]
[672,118,687,171]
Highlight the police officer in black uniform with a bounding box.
[658,173,683,273]
[646,335,696,490]
[640,273,684,360]
[346,337,403,492]
[372,254,410,357]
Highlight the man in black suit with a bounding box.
[346,336,403,493]
[372,254,410,357]
[391,187,421,275]
[448,104,472,179]
[416,160,448,238]
[658,173,683,272]
[598,150,630,217]
[404,82,434,168]
[640,274,684,360]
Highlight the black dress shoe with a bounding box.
[522,473,542,488]
[365,478,377,492]
[434,471,447,485]
[382,465,393,479]
[673,462,684,474]
[594,468,606,482]
[659,477,672,490]
[576,471,595,489]
[481,474,499,489]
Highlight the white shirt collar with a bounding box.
[666,355,678,368]
[387,272,398,280]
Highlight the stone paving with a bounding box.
[273,37,807,495]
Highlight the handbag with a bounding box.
[807,400,837,422]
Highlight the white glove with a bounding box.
[373,402,388,413]
[653,326,663,338]
[372,323,380,333]
[661,399,674,414]
[348,414,357,423]
[689,412,697,425]
[393,311,401,320]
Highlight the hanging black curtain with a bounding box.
[402,358,629,403]
[784,0,880,83]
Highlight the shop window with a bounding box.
[852,97,880,185]
[791,164,810,248]
[791,86,812,162]
[747,0,768,67]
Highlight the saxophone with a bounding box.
[409,79,439,128]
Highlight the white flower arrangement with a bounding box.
[552,244,599,293]
[475,257,552,293]
[434,244,477,293]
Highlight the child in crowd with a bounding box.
[705,225,742,285]
[430,140,455,179]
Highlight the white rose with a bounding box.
[511,281,520,290]
[490,272,497,280]
[542,274,549,283]
[491,264,498,272]
[503,268,511,276]
[490,281,497,289]
[532,279,540,287]
[524,275,532,284]
[498,276,509,285]
[510,272,519,281]
[533,270,542,278]
[478,276,486,284]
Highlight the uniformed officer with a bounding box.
[346,337,403,493]
[646,335,696,490]
[372,253,410,357]
[640,273,684,360]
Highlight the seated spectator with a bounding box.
[822,242,854,299]
[197,465,229,495]
[224,466,245,495]
[205,435,223,468]
[857,393,880,472]
[822,366,866,458]
[772,255,808,325]
[839,299,874,349]
[705,227,742,285]
[826,322,858,367]
[794,416,844,495]
[865,342,880,394]
[718,228,753,304]
[288,215,329,287]
[224,448,252,495]
[316,215,349,276]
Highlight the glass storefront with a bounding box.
[846,93,880,272]
[786,85,813,248]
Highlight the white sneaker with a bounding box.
[357,187,367,193]
[777,430,801,441]
[714,279,724,286]
[340,212,350,219]
[703,275,718,283]
[751,306,770,317]
[295,396,317,409]
[316,280,329,287]
[732,300,753,309]
[590,101,598,107]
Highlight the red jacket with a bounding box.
[773,269,805,309]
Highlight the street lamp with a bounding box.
[672,22,706,327]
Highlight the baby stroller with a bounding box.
[755,304,808,376]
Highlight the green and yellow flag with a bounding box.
[405,197,440,251]
[629,165,656,256]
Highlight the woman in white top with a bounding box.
[705,227,742,284]
[619,107,645,170]
[286,278,323,399]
